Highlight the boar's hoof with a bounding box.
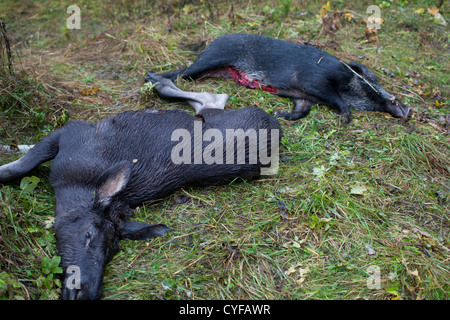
[339,112,352,123]
[273,110,310,121]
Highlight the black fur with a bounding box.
[147,33,411,122]
[0,107,281,299]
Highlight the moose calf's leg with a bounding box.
[145,72,228,114]
[0,130,60,183]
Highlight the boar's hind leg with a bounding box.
[274,99,314,121]
[0,129,61,183]
[163,56,232,82]
[146,68,188,82]
[147,61,225,83]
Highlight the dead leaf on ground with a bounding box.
[81,87,100,96]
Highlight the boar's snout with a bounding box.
[385,96,412,120]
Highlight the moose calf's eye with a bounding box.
[84,232,92,246]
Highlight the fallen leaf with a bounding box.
[277,200,288,219]
[312,165,328,178]
[81,87,100,96]
[427,6,439,16]
[366,245,376,255]
[350,184,367,195]
[408,269,419,278]
[433,12,447,26]
[364,26,379,43]
[386,287,402,300]
[284,263,310,285]
[283,236,306,249]
[317,1,331,19]
[344,12,353,21]
[329,152,340,165]
[278,186,300,194]
[296,267,310,285]
[247,22,260,27]
[299,266,310,277]
[285,266,297,276]
[427,6,447,25]
[415,8,425,14]
[44,216,55,229]
[367,16,384,30]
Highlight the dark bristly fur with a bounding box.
[146,33,411,122]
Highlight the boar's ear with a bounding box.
[347,62,375,80]
[347,61,364,75]
[120,222,170,240]
[94,161,131,210]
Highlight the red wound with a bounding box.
[228,66,278,94]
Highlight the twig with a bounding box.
[404,243,432,257]
[126,238,154,268]
[0,19,14,75]
[0,121,13,141]
[340,9,367,19]
[181,188,214,205]
[340,60,380,95]
[174,256,204,275]
[374,238,433,257]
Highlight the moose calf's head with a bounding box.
[55,161,169,300]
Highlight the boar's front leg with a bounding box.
[274,96,351,122]
[331,95,352,123]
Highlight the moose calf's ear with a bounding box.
[94,161,132,209]
[120,222,170,240]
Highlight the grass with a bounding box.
[0,0,449,300]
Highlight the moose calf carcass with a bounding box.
[0,86,281,300]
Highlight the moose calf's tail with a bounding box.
[0,129,61,183]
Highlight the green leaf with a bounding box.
[20,176,40,194]
[44,275,53,290]
[49,256,62,274]
[312,165,328,178]
[41,256,62,275]
[386,285,401,300]
[41,256,51,275]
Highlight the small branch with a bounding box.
[126,239,154,268]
